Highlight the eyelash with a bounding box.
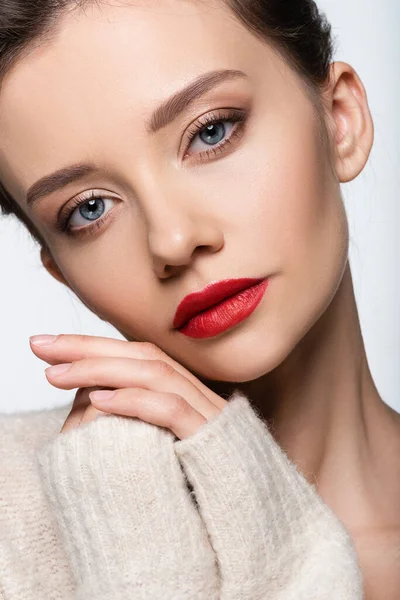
[57,108,247,237]
[183,108,247,161]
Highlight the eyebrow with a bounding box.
[26,68,247,209]
[146,68,247,134]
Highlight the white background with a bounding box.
[0,0,398,414]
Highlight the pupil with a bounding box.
[80,198,104,221]
[200,122,225,145]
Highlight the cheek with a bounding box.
[211,111,349,360]
[201,104,346,286]
[229,109,348,283]
[52,216,160,338]
[248,117,349,346]
[269,130,349,302]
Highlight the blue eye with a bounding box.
[184,108,247,160]
[198,121,226,145]
[74,197,105,222]
[57,192,118,236]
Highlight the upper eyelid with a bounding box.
[182,108,247,151]
[58,196,120,235]
[56,190,118,227]
[186,106,244,132]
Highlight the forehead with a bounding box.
[0,1,262,124]
[0,0,280,201]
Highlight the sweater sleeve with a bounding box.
[174,389,365,600]
[35,413,219,600]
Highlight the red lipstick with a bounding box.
[173,277,269,339]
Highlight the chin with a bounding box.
[187,334,292,383]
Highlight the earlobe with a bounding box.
[40,246,70,288]
[327,61,374,183]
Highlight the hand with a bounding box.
[29,334,227,439]
[57,385,113,433]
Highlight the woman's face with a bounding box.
[0,0,350,382]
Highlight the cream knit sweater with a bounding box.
[0,389,364,599]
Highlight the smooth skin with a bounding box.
[0,1,399,597]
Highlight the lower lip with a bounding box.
[177,278,269,339]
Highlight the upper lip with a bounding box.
[173,277,266,329]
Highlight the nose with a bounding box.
[141,179,224,279]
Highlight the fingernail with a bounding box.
[45,363,72,377]
[30,335,58,346]
[89,390,116,403]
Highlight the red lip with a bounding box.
[173,277,266,330]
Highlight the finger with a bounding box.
[89,388,207,440]
[60,405,87,433]
[72,385,115,409]
[72,386,97,408]
[60,387,91,433]
[45,357,221,421]
[78,403,112,426]
[30,334,226,410]
[60,385,116,432]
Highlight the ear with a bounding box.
[324,61,374,183]
[40,246,71,289]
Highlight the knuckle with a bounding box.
[166,395,188,423]
[138,341,163,359]
[152,359,175,377]
[74,334,89,346]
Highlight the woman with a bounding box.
[0,0,399,598]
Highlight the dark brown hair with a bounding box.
[0,0,335,251]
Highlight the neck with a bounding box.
[202,262,400,534]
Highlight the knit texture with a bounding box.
[36,410,219,599]
[0,389,365,599]
[174,390,364,599]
